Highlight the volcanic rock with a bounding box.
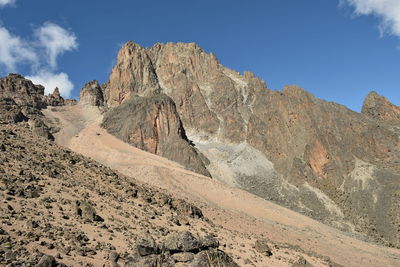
[254,239,272,256]
[79,80,104,106]
[136,235,158,256]
[44,87,64,106]
[100,41,400,247]
[101,94,210,177]
[362,91,400,126]
[161,231,202,253]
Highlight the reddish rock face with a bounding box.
[101,94,211,177]
[104,42,266,143]
[100,41,400,247]
[362,91,400,126]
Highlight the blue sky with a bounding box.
[0,0,399,111]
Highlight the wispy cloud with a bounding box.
[27,71,74,97]
[0,22,78,97]
[0,0,16,8]
[341,0,400,37]
[34,22,78,69]
[0,27,38,71]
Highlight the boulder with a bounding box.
[189,249,239,267]
[161,231,201,253]
[74,200,103,222]
[44,87,64,106]
[254,239,272,256]
[36,254,57,267]
[136,235,159,256]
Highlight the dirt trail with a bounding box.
[43,105,400,267]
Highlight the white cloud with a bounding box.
[34,22,78,69]
[0,22,77,97]
[342,0,400,37]
[27,71,73,97]
[0,0,16,7]
[0,27,37,72]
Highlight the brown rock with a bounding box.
[44,87,64,106]
[161,231,201,253]
[254,239,272,256]
[101,94,210,177]
[99,41,400,247]
[79,80,104,106]
[136,235,159,256]
[362,91,400,125]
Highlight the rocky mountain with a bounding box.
[0,72,362,267]
[96,41,400,248]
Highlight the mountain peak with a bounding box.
[362,90,400,124]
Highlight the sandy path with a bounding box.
[44,105,400,267]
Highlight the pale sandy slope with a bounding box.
[43,105,400,267]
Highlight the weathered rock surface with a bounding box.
[79,80,104,106]
[0,74,46,121]
[0,74,54,140]
[362,91,400,126]
[0,117,236,266]
[44,87,65,107]
[101,41,400,247]
[127,231,237,267]
[104,42,160,107]
[101,94,210,177]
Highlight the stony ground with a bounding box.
[0,121,338,266]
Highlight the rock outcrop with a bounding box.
[79,80,104,106]
[0,73,46,114]
[44,87,64,106]
[362,91,400,126]
[101,94,210,176]
[0,113,246,266]
[127,231,238,267]
[0,74,54,139]
[100,41,400,248]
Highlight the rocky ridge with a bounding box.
[97,41,400,248]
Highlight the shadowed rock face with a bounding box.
[45,87,64,106]
[0,74,54,139]
[0,73,46,111]
[101,94,211,177]
[100,41,400,247]
[79,80,104,106]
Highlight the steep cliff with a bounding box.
[101,94,210,177]
[79,80,104,106]
[100,41,400,247]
